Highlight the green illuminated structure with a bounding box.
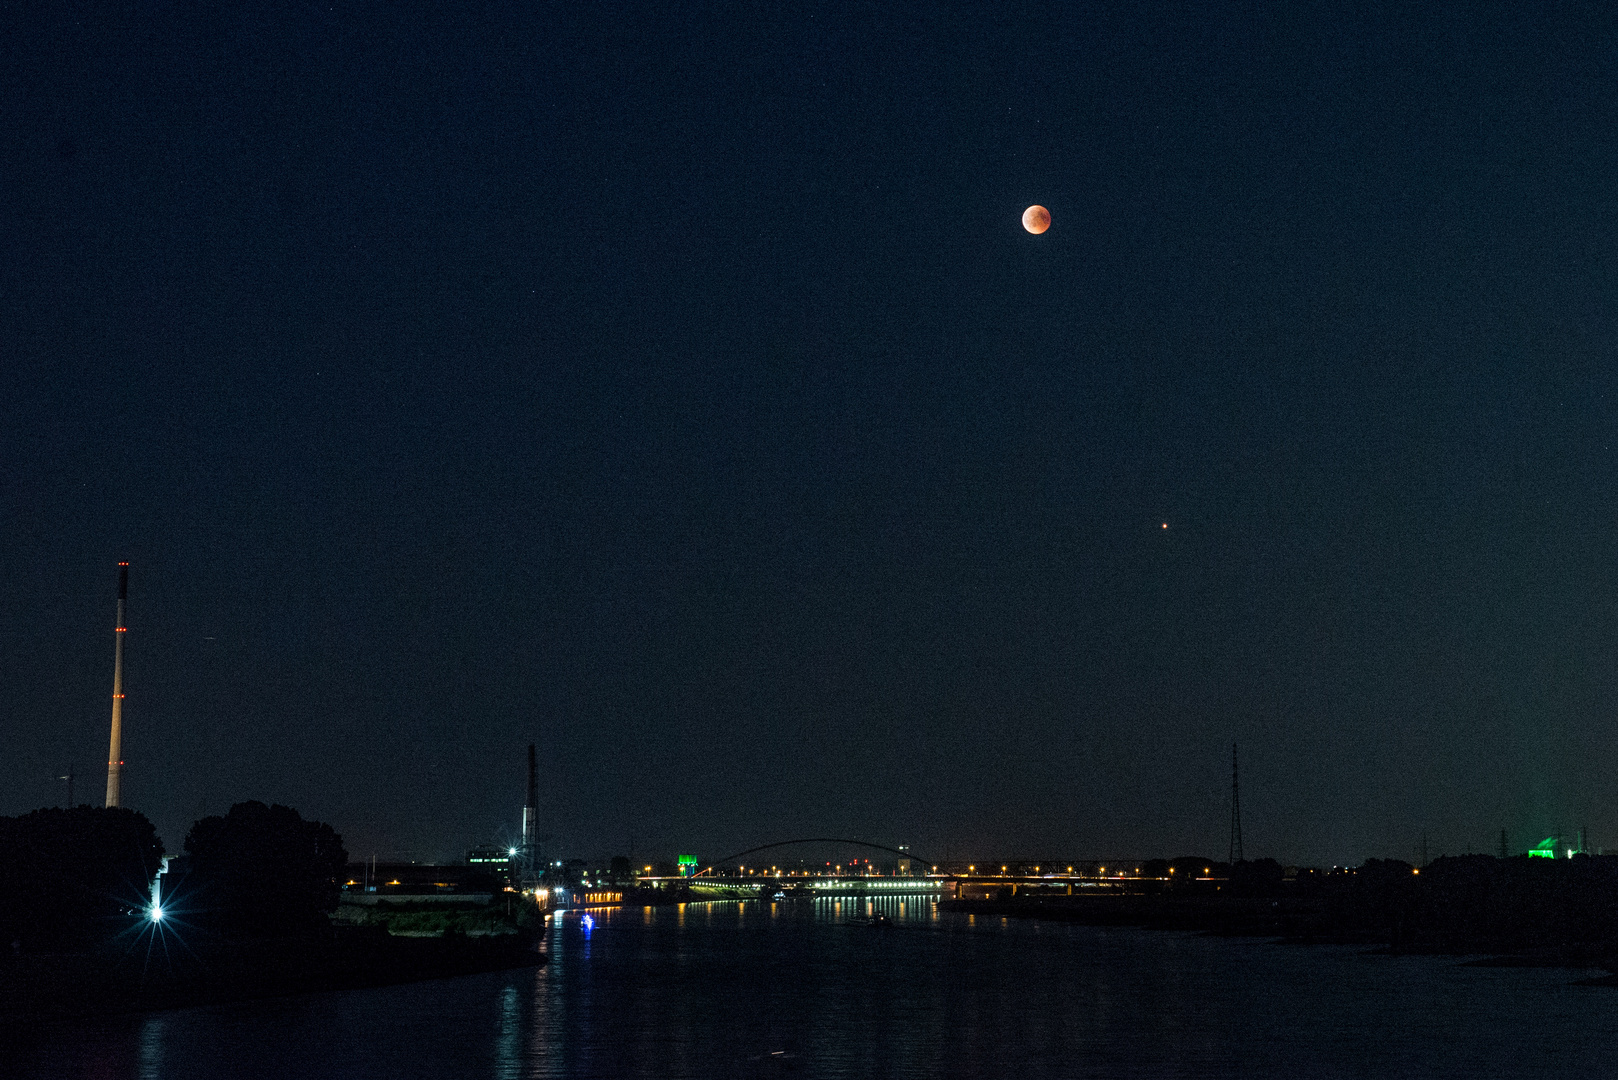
[677,854,698,877]
[1528,835,1587,859]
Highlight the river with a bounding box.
[11,892,1618,1078]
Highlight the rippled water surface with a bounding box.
[11,894,1618,1078]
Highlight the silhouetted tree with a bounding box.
[1311,854,1618,957]
[1167,856,1221,891]
[183,801,346,938]
[1230,858,1285,898]
[0,806,164,949]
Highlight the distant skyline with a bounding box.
[6,4,1618,865]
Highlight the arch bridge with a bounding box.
[666,837,948,900]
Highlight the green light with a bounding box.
[1528,836,1558,858]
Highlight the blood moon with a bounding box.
[1022,205,1051,234]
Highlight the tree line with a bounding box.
[0,801,346,952]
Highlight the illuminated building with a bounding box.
[1528,833,1588,859]
[467,847,514,886]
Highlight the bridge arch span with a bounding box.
[694,838,935,878]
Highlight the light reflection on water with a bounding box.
[12,893,1618,1079]
[135,1013,164,1080]
[494,983,520,1080]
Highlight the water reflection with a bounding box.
[494,984,521,1080]
[136,1014,165,1080]
[16,892,1618,1079]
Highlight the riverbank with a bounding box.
[939,892,1618,974]
[0,926,545,1018]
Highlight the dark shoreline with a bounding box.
[939,895,1618,978]
[0,927,545,1019]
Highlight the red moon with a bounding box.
[1022,205,1051,234]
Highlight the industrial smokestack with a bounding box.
[1228,742,1243,865]
[105,562,129,808]
[522,743,538,852]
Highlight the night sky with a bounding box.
[6,3,1618,867]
